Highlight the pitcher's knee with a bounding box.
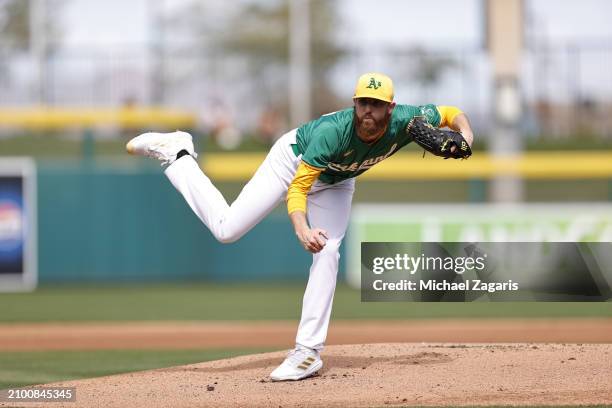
[317,239,342,257]
[213,227,244,244]
[216,235,237,244]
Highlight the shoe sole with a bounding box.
[270,360,323,381]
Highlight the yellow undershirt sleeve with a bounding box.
[437,106,463,128]
[287,162,323,215]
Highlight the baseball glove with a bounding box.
[406,116,472,159]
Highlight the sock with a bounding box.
[176,149,190,160]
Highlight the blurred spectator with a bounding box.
[256,105,285,145]
[201,97,242,150]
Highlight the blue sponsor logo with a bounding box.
[0,199,24,261]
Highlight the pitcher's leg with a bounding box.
[164,156,235,241]
[164,134,297,243]
[295,180,355,351]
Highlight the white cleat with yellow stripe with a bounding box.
[270,346,323,381]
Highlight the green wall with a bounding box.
[34,160,610,283]
[37,162,314,283]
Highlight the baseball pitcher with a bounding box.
[126,72,474,381]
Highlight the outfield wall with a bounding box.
[37,163,314,283]
[31,160,612,284]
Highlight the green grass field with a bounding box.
[1,283,611,322]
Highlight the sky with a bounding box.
[59,0,612,49]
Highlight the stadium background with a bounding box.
[0,0,611,393]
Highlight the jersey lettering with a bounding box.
[327,143,398,172]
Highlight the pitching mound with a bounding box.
[5,343,611,407]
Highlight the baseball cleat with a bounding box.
[126,131,197,166]
[270,346,323,381]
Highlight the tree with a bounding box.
[0,0,65,91]
[0,0,63,52]
[165,0,344,118]
[400,46,460,102]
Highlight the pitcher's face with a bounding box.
[354,98,395,143]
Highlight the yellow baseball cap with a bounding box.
[353,72,394,103]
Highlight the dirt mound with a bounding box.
[4,343,611,407]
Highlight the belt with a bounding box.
[291,144,301,157]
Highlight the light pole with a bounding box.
[289,0,311,128]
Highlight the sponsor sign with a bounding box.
[0,159,37,291]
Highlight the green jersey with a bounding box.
[295,104,441,184]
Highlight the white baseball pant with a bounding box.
[164,129,355,350]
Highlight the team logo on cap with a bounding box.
[366,77,382,90]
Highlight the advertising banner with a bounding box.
[347,204,612,294]
[0,158,37,291]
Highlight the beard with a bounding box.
[355,112,390,142]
